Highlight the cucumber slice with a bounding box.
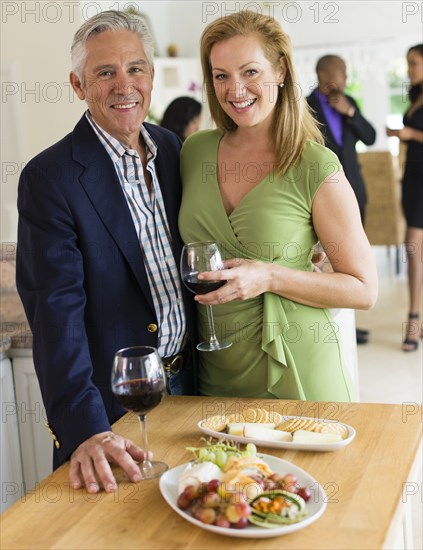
[249,490,307,525]
[248,515,283,529]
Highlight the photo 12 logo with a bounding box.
[202,2,340,24]
[1,1,80,23]
[402,1,423,23]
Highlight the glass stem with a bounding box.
[138,414,152,473]
[206,304,219,345]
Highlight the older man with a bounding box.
[16,10,197,493]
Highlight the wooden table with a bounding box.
[1,397,421,549]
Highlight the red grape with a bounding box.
[283,473,298,485]
[215,515,231,528]
[202,491,221,508]
[206,479,221,492]
[263,480,278,491]
[269,473,284,484]
[185,485,201,500]
[297,487,311,502]
[235,501,252,518]
[177,494,191,510]
[231,517,249,529]
[225,503,241,523]
[196,507,217,525]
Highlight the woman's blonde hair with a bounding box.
[200,10,323,175]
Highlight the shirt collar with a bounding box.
[85,110,157,162]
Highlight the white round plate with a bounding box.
[159,454,327,539]
[198,416,355,452]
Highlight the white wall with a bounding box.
[136,1,422,55]
[1,0,422,243]
[1,2,84,243]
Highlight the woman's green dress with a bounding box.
[179,130,356,401]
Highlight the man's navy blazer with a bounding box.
[307,90,376,219]
[16,114,197,467]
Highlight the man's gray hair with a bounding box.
[71,10,155,81]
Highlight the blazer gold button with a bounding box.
[54,440,60,449]
[147,323,158,333]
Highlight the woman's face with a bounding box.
[210,34,286,131]
[407,49,423,86]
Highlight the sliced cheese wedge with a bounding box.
[244,425,293,442]
[227,422,276,436]
[292,429,342,444]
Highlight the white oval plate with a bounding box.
[198,416,355,452]
[159,454,327,539]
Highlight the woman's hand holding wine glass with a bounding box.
[192,257,274,304]
[181,242,232,351]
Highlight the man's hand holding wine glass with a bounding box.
[69,431,151,493]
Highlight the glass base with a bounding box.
[140,460,168,480]
[197,340,232,352]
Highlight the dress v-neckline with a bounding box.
[213,132,274,219]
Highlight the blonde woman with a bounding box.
[179,11,377,400]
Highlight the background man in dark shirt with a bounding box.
[307,55,377,344]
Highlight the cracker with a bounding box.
[295,418,317,432]
[202,415,227,432]
[312,422,325,433]
[319,422,349,439]
[276,418,301,432]
[261,408,270,423]
[268,411,283,425]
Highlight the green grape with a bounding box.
[244,443,257,457]
[199,448,209,461]
[186,439,243,469]
[207,451,216,464]
[215,449,227,469]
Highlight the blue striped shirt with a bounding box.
[86,111,186,358]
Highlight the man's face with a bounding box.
[318,58,347,95]
[70,29,153,146]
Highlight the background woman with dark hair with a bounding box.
[160,96,202,141]
[387,44,423,351]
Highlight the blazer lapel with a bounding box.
[145,123,184,263]
[71,116,155,313]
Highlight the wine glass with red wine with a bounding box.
[111,346,168,479]
[181,241,232,351]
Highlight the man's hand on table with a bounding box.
[69,431,150,493]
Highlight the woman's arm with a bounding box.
[196,171,378,310]
[386,126,423,143]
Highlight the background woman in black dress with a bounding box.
[387,44,423,351]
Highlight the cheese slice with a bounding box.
[292,429,342,444]
[244,425,293,442]
[227,422,276,436]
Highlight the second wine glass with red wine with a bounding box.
[181,241,232,351]
[111,346,168,479]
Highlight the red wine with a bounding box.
[184,274,226,295]
[114,378,165,415]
